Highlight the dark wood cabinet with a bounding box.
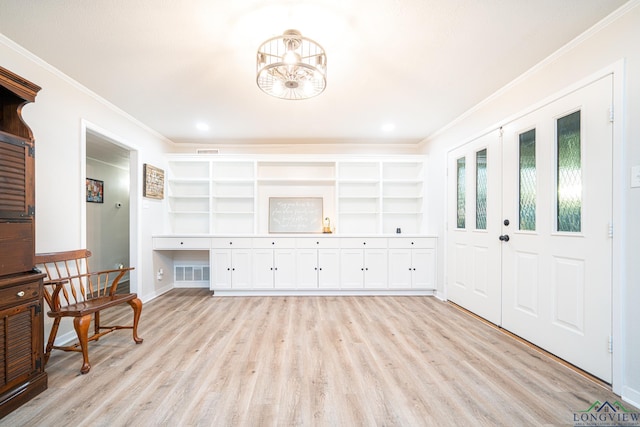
[0,66,47,418]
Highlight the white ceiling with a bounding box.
[0,0,629,146]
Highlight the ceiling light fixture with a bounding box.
[256,29,327,100]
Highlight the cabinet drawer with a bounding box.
[211,238,252,249]
[387,237,436,249]
[0,280,40,306]
[295,237,340,249]
[153,237,211,250]
[252,238,296,249]
[340,238,388,249]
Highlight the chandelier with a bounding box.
[256,29,327,100]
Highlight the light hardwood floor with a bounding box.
[2,289,634,426]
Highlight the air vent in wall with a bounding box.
[196,149,219,155]
[175,265,210,282]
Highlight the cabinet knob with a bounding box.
[180,241,184,245]
[363,242,366,245]
[229,241,233,245]
[272,242,275,245]
[227,268,230,271]
[411,241,414,245]
[319,268,322,271]
[316,241,319,245]
[16,291,25,297]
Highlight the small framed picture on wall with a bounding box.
[86,178,104,203]
[143,164,165,199]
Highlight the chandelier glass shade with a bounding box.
[256,30,327,100]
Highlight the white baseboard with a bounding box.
[53,330,77,347]
[623,385,640,410]
[211,289,437,297]
[140,283,174,303]
[173,281,209,289]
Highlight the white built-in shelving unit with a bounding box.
[165,156,425,235]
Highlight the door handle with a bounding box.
[499,234,510,242]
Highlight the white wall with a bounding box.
[86,157,130,274]
[1,35,174,344]
[421,1,640,405]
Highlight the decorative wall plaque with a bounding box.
[143,164,164,199]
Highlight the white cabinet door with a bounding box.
[340,241,388,290]
[211,249,232,289]
[253,249,274,289]
[388,249,412,289]
[318,249,340,289]
[340,249,365,289]
[211,248,252,289]
[252,248,296,289]
[296,249,319,289]
[232,249,252,289]
[388,247,436,289]
[296,248,340,289]
[364,249,388,289]
[274,249,296,289]
[412,248,436,289]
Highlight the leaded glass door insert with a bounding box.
[556,110,582,233]
[519,129,536,231]
[476,149,487,230]
[456,157,466,229]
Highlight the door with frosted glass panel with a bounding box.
[446,131,502,325]
[500,75,612,382]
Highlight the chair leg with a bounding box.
[73,314,92,374]
[94,311,101,339]
[128,298,144,344]
[44,317,61,366]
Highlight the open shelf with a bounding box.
[166,156,426,235]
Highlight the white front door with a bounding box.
[446,131,503,325]
[446,76,613,382]
[500,75,613,382]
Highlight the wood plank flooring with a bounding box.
[3,289,633,426]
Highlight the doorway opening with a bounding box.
[85,128,133,293]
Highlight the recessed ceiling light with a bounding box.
[196,122,210,131]
[381,123,396,132]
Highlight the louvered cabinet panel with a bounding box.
[0,138,29,215]
[0,274,46,418]
[0,303,37,387]
[0,134,35,277]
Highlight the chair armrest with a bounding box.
[43,279,69,312]
[96,267,134,295]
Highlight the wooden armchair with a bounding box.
[35,249,143,374]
